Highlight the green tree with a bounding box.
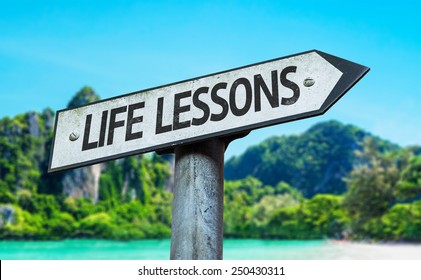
[344,137,410,237]
[301,194,348,238]
[365,202,421,242]
[46,212,77,240]
[67,86,100,109]
[266,206,305,239]
[396,156,421,201]
[78,212,115,238]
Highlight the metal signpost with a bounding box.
[48,50,369,259]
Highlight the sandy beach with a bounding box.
[321,241,421,260]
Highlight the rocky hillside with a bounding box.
[225,121,400,197]
[0,86,173,203]
[0,87,406,202]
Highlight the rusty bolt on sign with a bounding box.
[303,78,315,87]
[69,132,80,141]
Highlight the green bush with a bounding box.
[0,206,44,239]
[46,212,77,240]
[78,212,115,238]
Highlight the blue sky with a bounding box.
[1,0,420,158]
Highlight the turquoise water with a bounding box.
[2,239,420,259]
[0,239,326,260]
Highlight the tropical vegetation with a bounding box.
[1,86,420,241]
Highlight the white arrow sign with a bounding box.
[48,50,369,172]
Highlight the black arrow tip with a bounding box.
[314,50,370,113]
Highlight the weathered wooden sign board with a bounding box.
[48,50,369,173]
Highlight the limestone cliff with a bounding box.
[61,86,103,203]
[62,164,103,203]
[0,205,15,228]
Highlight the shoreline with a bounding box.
[1,239,421,260]
[1,237,421,244]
